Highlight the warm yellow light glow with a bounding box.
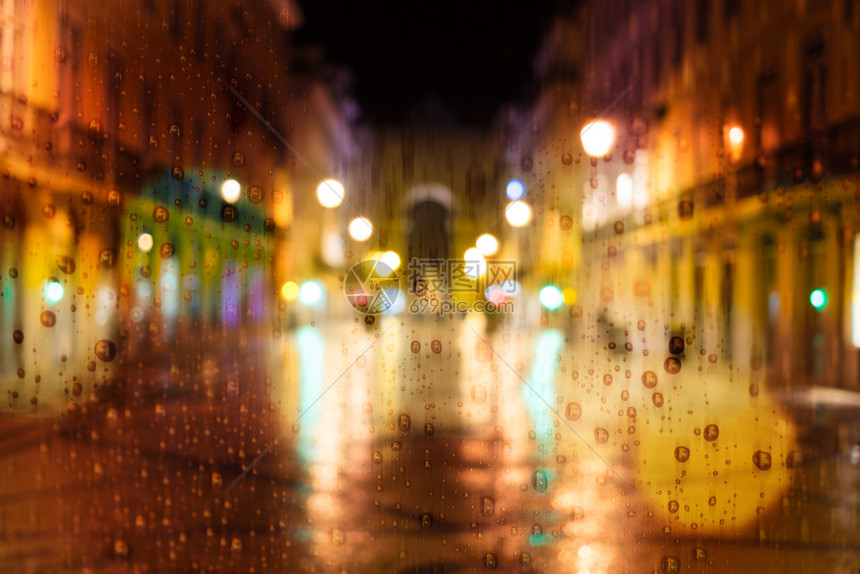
[281,281,299,301]
[505,201,531,227]
[563,287,577,305]
[138,233,154,252]
[463,247,487,279]
[379,251,401,272]
[316,179,344,208]
[221,179,241,203]
[580,120,615,157]
[728,126,744,145]
[348,217,373,241]
[475,234,498,256]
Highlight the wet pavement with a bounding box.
[2,315,860,573]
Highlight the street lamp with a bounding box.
[221,179,241,203]
[317,179,345,208]
[476,234,498,256]
[505,201,531,227]
[348,216,373,241]
[580,120,615,158]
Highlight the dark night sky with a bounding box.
[294,1,560,127]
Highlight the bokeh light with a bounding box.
[505,179,525,200]
[348,217,373,241]
[137,233,154,252]
[316,179,344,208]
[580,120,615,157]
[221,179,241,203]
[463,247,487,279]
[281,281,300,301]
[298,280,324,306]
[505,201,531,227]
[380,251,401,272]
[475,234,498,256]
[44,280,64,304]
[539,285,564,310]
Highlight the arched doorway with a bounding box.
[404,183,453,263]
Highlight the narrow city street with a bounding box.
[2,314,859,572]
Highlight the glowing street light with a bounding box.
[137,232,154,252]
[281,281,299,301]
[44,280,64,304]
[476,234,498,256]
[463,247,487,279]
[728,126,744,145]
[580,120,615,157]
[379,251,401,273]
[348,216,373,241]
[317,179,344,208]
[221,179,241,203]
[506,179,526,200]
[298,280,324,306]
[505,201,531,227]
[539,285,564,310]
[810,288,827,310]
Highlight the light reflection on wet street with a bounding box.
[2,315,859,573]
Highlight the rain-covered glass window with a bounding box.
[2,0,859,572]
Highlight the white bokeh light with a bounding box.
[505,201,531,227]
[475,234,498,256]
[463,247,487,279]
[580,120,615,157]
[138,232,154,252]
[316,179,344,208]
[505,179,525,200]
[348,217,373,241]
[221,179,241,203]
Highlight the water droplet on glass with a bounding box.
[667,500,679,513]
[752,450,772,471]
[398,413,411,432]
[691,547,707,562]
[674,446,690,462]
[474,339,493,362]
[594,427,609,443]
[532,468,548,493]
[521,157,533,171]
[431,339,442,354]
[668,336,684,354]
[221,204,238,222]
[410,340,421,353]
[424,423,434,436]
[159,243,175,259]
[40,311,56,327]
[95,340,117,362]
[171,165,184,180]
[232,151,245,166]
[703,424,719,442]
[664,357,681,374]
[480,496,495,517]
[652,392,664,407]
[470,384,487,404]
[642,370,658,388]
[56,255,76,274]
[564,402,582,421]
[419,512,433,529]
[13,330,23,344]
[153,205,169,223]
